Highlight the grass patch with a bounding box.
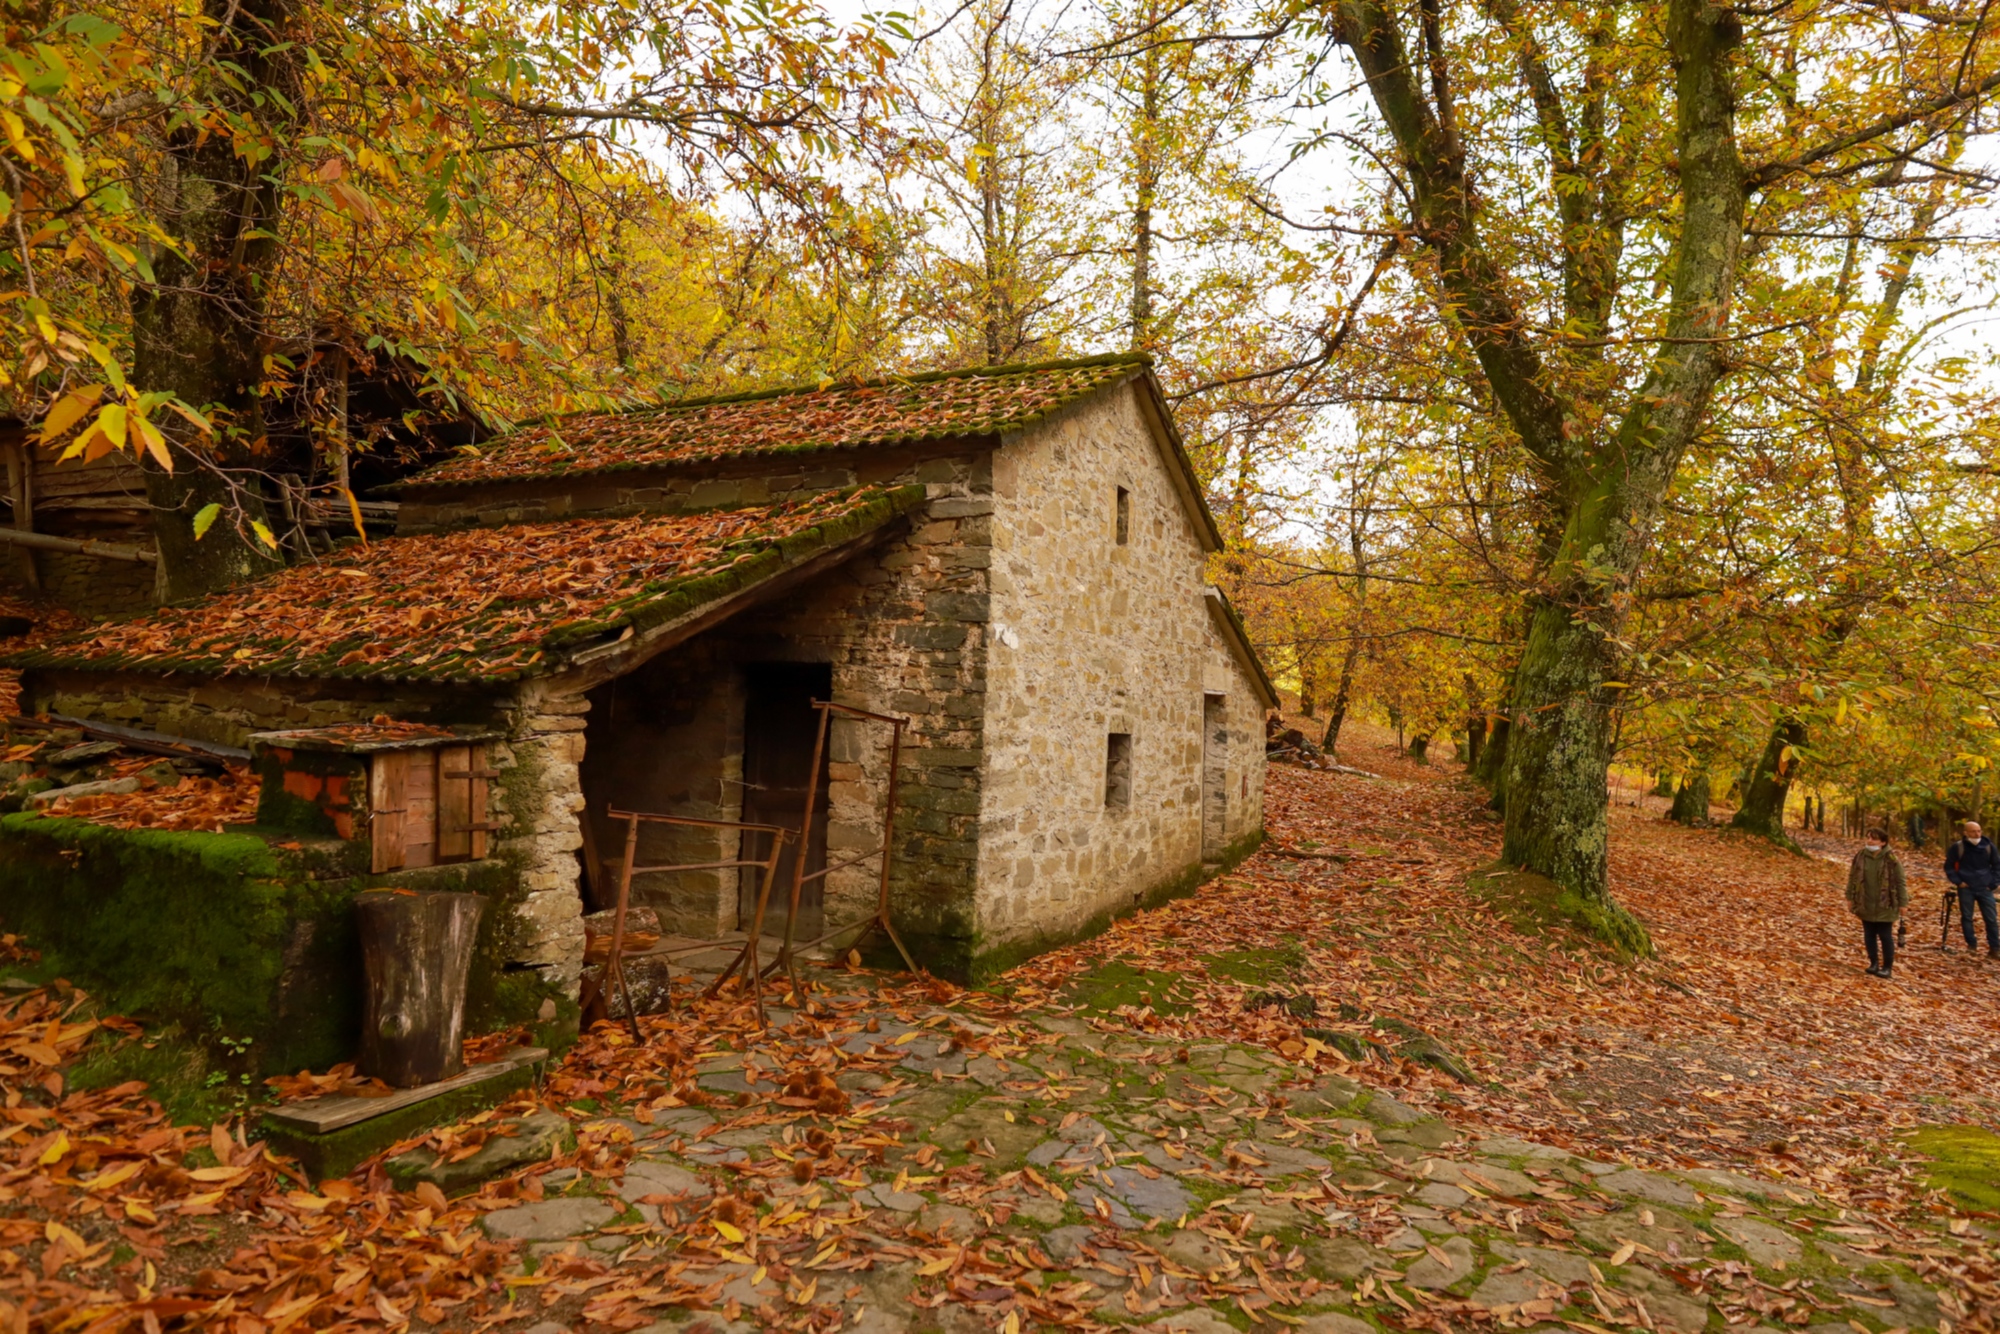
[1201,943,1304,986]
[1905,1124,2000,1212]
[1061,959,1197,1016]
[1467,861,1652,959]
[66,1025,260,1127]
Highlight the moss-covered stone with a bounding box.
[1905,1123,2000,1212]
[0,812,568,1076]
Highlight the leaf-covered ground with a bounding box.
[3,727,1997,1334]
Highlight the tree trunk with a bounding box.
[1464,714,1486,771]
[1298,657,1316,718]
[355,890,488,1087]
[1332,0,1745,956]
[1669,772,1711,826]
[1732,718,1807,845]
[131,0,295,602]
[1129,9,1160,347]
[1321,639,1360,757]
[1474,714,1510,795]
[1652,771,1676,798]
[1408,733,1430,764]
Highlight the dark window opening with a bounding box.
[1115,487,1131,545]
[1105,732,1132,809]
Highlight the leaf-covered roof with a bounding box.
[3,487,924,684]
[400,354,1148,490]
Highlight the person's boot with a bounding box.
[1880,964,1893,978]
[1865,965,1883,977]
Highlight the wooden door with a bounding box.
[738,663,831,940]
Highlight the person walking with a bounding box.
[1943,819,2000,958]
[1849,829,1908,978]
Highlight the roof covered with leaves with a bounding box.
[4,487,923,684]
[401,354,1149,490]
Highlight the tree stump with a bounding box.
[355,889,487,1087]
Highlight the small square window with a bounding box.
[1105,732,1132,809]
[1115,487,1131,545]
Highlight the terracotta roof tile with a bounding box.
[402,354,1146,490]
[4,486,924,683]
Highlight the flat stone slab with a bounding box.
[483,1196,617,1241]
[1718,1217,1803,1267]
[1400,1235,1477,1290]
[615,1160,711,1204]
[1597,1167,1700,1207]
[387,1109,570,1194]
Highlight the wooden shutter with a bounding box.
[403,751,437,869]
[437,743,493,864]
[370,752,409,873]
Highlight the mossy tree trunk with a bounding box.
[1732,718,1807,844]
[131,0,295,601]
[1333,0,1746,948]
[1408,733,1430,764]
[1669,771,1712,826]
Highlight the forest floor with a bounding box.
[4,721,1999,1334]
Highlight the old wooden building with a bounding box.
[4,354,1273,996]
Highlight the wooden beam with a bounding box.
[0,526,156,564]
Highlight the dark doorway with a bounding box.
[738,662,832,940]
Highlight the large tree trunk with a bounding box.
[1669,771,1711,826]
[130,0,294,601]
[1732,717,1806,845]
[1332,0,1744,954]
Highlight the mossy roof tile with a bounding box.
[2,486,922,684]
[401,354,1147,490]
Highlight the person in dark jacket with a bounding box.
[1943,820,2000,957]
[1849,829,1908,977]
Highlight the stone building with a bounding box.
[4,354,1274,994]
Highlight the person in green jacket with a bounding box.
[1848,828,1908,978]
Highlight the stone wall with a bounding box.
[20,667,591,997]
[557,463,997,973]
[976,382,1266,958]
[576,639,748,937]
[0,552,155,619]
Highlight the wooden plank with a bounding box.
[370,752,408,874]
[469,744,489,859]
[437,745,472,863]
[263,1046,548,1134]
[403,749,437,869]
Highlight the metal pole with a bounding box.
[775,703,833,995]
[610,814,642,1042]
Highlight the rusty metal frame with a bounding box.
[765,699,921,993]
[602,807,794,1033]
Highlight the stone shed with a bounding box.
[3,353,1275,996]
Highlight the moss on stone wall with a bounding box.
[0,814,571,1076]
[884,827,1265,984]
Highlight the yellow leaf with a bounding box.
[1,108,33,163]
[712,1219,745,1243]
[342,486,368,545]
[44,1220,87,1253]
[38,386,101,442]
[19,1041,62,1066]
[1609,1241,1636,1266]
[180,1188,227,1207]
[187,1165,250,1183]
[95,402,128,450]
[917,1250,957,1277]
[120,1197,158,1225]
[38,1130,69,1165]
[1002,1312,1020,1334]
[134,414,171,471]
[85,1160,144,1193]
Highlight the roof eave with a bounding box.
[1205,586,1281,710]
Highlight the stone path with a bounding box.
[465,991,1988,1334]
